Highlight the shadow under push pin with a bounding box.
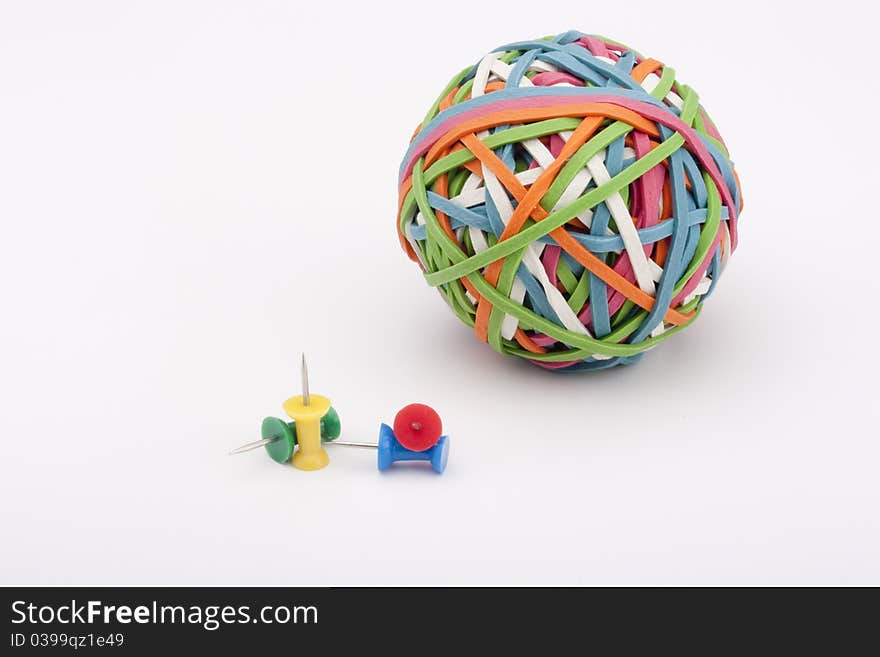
[333,403,449,474]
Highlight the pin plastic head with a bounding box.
[261,416,295,464]
[283,394,331,471]
[321,406,342,441]
[393,403,442,452]
[376,423,449,474]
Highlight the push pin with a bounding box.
[229,354,337,471]
[333,403,449,474]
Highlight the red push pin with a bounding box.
[381,403,448,473]
[332,403,449,473]
[393,403,443,452]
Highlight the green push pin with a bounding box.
[230,406,342,463]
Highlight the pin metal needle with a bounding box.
[301,352,310,407]
[330,440,377,448]
[228,437,276,455]
[228,353,314,456]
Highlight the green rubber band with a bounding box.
[423,132,685,288]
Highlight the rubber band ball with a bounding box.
[397,31,743,371]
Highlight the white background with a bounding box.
[1,0,878,585]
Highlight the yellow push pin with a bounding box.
[284,353,330,471]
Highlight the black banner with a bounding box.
[1,587,874,653]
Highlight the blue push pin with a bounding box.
[377,424,449,473]
[381,403,448,473]
[333,403,449,474]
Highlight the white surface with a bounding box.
[1,0,878,586]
